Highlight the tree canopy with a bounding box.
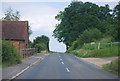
[33,35,50,52]
[113,2,120,41]
[2,7,20,21]
[53,1,113,50]
[2,7,33,36]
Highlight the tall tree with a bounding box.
[2,7,32,37]
[33,35,50,52]
[113,2,120,41]
[2,7,20,21]
[53,1,112,50]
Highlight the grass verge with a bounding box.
[103,58,120,77]
[85,46,118,58]
[68,46,118,58]
[0,65,2,68]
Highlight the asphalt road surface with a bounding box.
[15,53,118,79]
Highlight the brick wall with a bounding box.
[7,40,26,49]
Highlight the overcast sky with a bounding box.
[1,0,119,52]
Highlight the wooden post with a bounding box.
[110,42,112,47]
[98,42,100,49]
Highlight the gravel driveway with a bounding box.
[80,57,118,68]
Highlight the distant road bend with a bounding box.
[15,53,118,79]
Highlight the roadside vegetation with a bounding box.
[31,35,50,53]
[2,41,21,68]
[67,42,119,58]
[103,58,120,77]
[1,7,33,68]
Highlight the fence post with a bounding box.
[110,42,112,47]
[98,42,100,49]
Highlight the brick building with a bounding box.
[1,21,29,49]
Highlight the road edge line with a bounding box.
[9,57,43,81]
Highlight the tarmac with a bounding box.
[1,53,46,80]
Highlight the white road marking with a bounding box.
[61,62,64,64]
[60,59,62,61]
[59,56,60,58]
[11,65,31,79]
[33,57,41,65]
[66,68,70,72]
[11,57,42,80]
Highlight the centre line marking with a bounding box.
[60,59,62,61]
[61,62,64,64]
[66,68,70,72]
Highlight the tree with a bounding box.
[112,2,120,41]
[35,43,47,53]
[69,28,103,50]
[33,35,50,52]
[53,1,111,50]
[28,26,32,36]
[2,7,20,21]
[78,28,103,44]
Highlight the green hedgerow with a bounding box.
[2,41,21,67]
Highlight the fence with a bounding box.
[90,42,120,49]
[19,48,37,58]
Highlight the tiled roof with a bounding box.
[1,21,29,41]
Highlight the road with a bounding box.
[15,53,118,79]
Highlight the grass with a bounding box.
[68,49,91,57]
[68,45,119,58]
[85,46,119,58]
[0,65,2,68]
[103,58,120,77]
[2,61,21,68]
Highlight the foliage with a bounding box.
[33,35,50,52]
[103,58,120,77]
[67,49,91,58]
[99,36,112,43]
[68,39,80,50]
[81,44,98,50]
[28,40,33,48]
[35,43,47,53]
[2,7,20,21]
[79,28,103,44]
[85,46,118,57]
[67,42,119,58]
[68,28,103,50]
[112,2,120,41]
[53,1,112,49]
[2,41,21,67]
[2,7,32,37]
[28,26,32,36]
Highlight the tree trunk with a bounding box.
[66,45,69,50]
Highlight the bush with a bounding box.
[79,28,103,45]
[2,41,21,67]
[82,44,98,50]
[67,39,80,51]
[35,43,47,53]
[67,49,91,58]
[68,28,103,50]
